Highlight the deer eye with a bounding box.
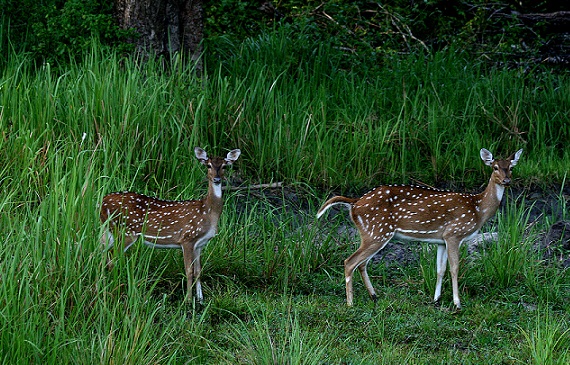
[493,166,499,171]
[207,164,212,168]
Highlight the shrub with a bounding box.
[1,0,132,66]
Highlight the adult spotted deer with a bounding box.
[317,148,522,309]
[100,147,241,303]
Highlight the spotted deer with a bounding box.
[317,148,523,309]
[100,147,241,303]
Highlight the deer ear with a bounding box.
[225,149,241,164]
[194,147,209,163]
[480,148,494,166]
[510,149,523,167]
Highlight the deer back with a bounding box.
[101,192,216,243]
[351,185,487,242]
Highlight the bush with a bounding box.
[1,0,132,66]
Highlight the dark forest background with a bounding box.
[2,0,569,71]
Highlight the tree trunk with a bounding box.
[114,0,203,67]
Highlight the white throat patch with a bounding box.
[495,184,505,202]
[212,183,223,198]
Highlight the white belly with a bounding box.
[393,231,446,245]
[393,229,480,246]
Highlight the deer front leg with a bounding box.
[434,244,448,304]
[193,246,204,304]
[101,229,115,249]
[181,244,195,303]
[445,239,462,309]
[100,229,115,268]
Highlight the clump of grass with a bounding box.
[518,308,570,365]
[419,244,438,301]
[212,301,328,365]
[480,197,534,289]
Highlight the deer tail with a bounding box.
[316,196,358,219]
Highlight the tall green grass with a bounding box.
[5,30,568,193]
[205,31,569,190]
[0,147,200,363]
[0,32,568,363]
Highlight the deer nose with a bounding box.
[502,178,511,186]
[213,177,222,184]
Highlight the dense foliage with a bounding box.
[1,0,132,65]
[3,0,568,69]
[206,0,570,71]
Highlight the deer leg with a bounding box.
[123,234,137,251]
[181,244,195,303]
[101,229,115,249]
[193,246,203,304]
[344,258,357,307]
[357,258,377,302]
[434,244,448,303]
[344,236,390,306]
[100,229,115,268]
[103,230,137,269]
[445,239,462,309]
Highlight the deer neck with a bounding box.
[475,176,504,223]
[205,181,224,216]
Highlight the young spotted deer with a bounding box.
[317,148,522,309]
[100,147,241,303]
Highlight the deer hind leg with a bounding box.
[344,235,391,306]
[122,233,138,252]
[434,244,448,304]
[357,258,377,302]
